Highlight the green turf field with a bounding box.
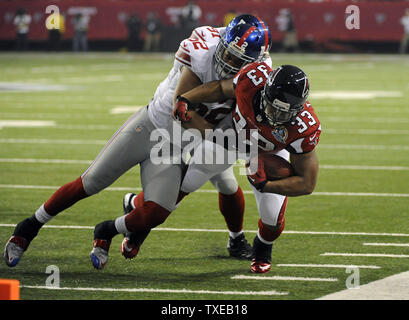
[0,52,408,300]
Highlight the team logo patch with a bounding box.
[272,126,288,143]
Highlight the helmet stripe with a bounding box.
[255,16,269,50]
[236,26,257,47]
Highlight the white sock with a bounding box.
[114,215,129,234]
[229,230,243,239]
[34,204,53,224]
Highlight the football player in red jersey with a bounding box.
[173,63,321,273]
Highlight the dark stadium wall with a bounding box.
[1,0,408,52]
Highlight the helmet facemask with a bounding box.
[214,39,257,79]
[261,87,305,127]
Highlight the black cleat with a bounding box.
[227,233,252,260]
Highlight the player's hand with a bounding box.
[173,96,192,123]
[246,157,268,192]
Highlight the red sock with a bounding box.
[258,197,288,242]
[132,191,145,208]
[44,177,88,216]
[125,201,171,232]
[218,186,245,233]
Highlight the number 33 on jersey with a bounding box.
[232,62,322,154]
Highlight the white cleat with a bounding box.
[4,235,28,267]
[90,239,110,270]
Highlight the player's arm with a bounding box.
[172,66,214,137]
[172,66,234,136]
[181,77,235,105]
[261,149,319,196]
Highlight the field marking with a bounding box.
[310,91,402,99]
[319,144,409,151]
[321,116,409,124]
[0,138,107,145]
[321,253,409,258]
[0,120,56,130]
[0,184,409,198]
[0,82,70,92]
[0,223,408,238]
[0,158,92,165]
[363,242,409,247]
[317,271,409,300]
[20,285,288,296]
[319,164,409,171]
[110,106,144,114]
[232,275,338,282]
[325,129,409,135]
[1,138,408,152]
[276,264,381,269]
[2,158,408,172]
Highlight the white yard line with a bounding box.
[2,158,408,171]
[0,223,408,238]
[321,253,409,258]
[319,144,409,151]
[276,264,381,269]
[0,184,408,198]
[232,275,338,282]
[363,243,409,247]
[1,138,408,152]
[20,285,288,296]
[317,271,409,300]
[310,91,402,99]
[324,129,409,135]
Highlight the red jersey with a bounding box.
[231,62,321,154]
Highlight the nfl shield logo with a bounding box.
[272,126,288,144]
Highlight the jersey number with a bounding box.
[296,110,316,133]
[246,65,269,86]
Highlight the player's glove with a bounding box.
[173,95,193,123]
[246,157,268,192]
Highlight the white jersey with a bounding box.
[147,25,272,131]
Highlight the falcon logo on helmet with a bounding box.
[260,65,310,126]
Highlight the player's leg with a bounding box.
[250,189,287,273]
[4,108,152,267]
[91,158,183,269]
[208,166,251,259]
[250,149,290,273]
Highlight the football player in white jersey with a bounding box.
[4,16,271,270]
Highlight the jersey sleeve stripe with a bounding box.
[175,56,191,67]
[236,26,257,47]
[176,48,191,61]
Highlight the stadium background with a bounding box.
[1,0,409,53]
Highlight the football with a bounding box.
[259,153,295,181]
